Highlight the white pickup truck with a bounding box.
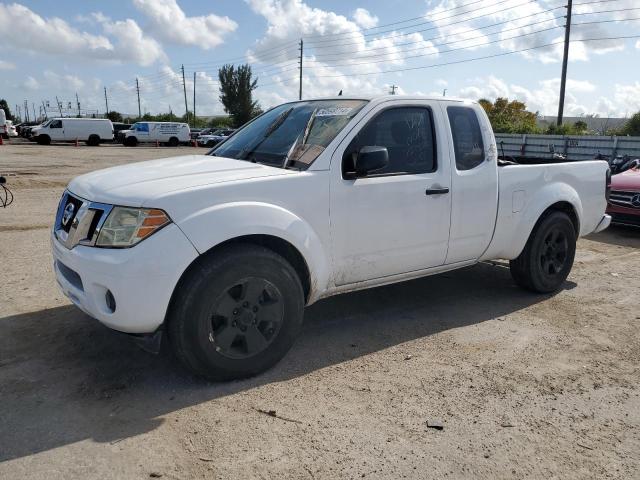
[52,96,611,380]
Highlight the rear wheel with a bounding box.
[168,136,179,147]
[510,211,576,293]
[168,244,305,381]
[87,134,100,146]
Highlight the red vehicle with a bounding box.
[607,166,640,226]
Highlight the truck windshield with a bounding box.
[210,100,368,168]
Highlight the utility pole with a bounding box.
[24,100,29,122]
[75,93,81,117]
[104,87,109,116]
[442,89,447,97]
[16,105,20,122]
[42,100,48,120]
[298,39,303,100]
[55,96,62,116]
[32,103,36,122]
[557,0,573,126]
[181,64,189,125]
[389,85,398,95]
[193,71,196,126]
[136,78,141,119]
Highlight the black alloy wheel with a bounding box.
[208,277,284,359]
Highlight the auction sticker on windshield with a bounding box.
[315,107,353,116]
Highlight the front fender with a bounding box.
[177,201,330,301]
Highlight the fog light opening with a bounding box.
[105,290,116,313]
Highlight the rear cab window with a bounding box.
[447,106,485,171]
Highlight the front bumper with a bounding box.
[51,223,199,333]
[607,203,640,227]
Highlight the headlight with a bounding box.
[96,207,171,247]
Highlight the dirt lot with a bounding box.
[1,142,639,479]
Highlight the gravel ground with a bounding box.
[0,142,639,480]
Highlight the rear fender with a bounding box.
[482,182,582,260]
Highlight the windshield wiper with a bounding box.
[236,107,293,162]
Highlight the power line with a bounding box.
[308,11,562,61]
[305,0,540,46]
[300,24,564,70]
[302,35,640,78]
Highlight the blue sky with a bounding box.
[1,0,639,119]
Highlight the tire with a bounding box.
[206,141,215,148]
[509,211,576,293]
[168,137,179,147]
[37,135,51,145]
[125,136,138,147]
[87,134,100,146]
[168,244,305,381]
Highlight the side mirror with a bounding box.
[354,146,389,177]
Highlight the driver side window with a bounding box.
[50,120,62,129]
[343,107,436,177]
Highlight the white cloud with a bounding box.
[435,78,448,87]
[425,0,633,63]
[23,76,39,91]
[0,60,15,70]
[612,82,640,114]
[132,0,237,49]
[246,0,438,100]
[0,3,165,66]
[101,18,166,66]
[43,70,85,91]
[353,8,378,29]
[457,75,594,116]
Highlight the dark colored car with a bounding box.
[113,123,133,143]
[607,165,640,226]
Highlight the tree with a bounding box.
[573,120,588,134]
[479,97,539,134]
[621,112,640,136]
[0,99,14,121]
[218,64,261,128]
[106,111,123,123]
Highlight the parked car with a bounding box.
[112,122,133,143]
[122,122,190,147]
[31,118,114,146]
[197,128,235,147]
[17,121,41,139]
[51,96,610,380]
[607,163,640,226]
[5,120,18,137]
[189,128,203,140]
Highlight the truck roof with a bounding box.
[294,95,473,104]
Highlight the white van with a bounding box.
[0,109,6,138]
[122,122,191,147]
[32,118,114,146]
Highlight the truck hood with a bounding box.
[611,167,640,191]
[68,154,293,206]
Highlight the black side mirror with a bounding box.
[354,146,388,177]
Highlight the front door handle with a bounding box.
[425,187,449,196]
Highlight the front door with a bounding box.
[48,119,64,141]
[330,102,451,286]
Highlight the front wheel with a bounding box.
[168,244,305,381]
[125,136,137,147]
[510,211,576,293]
[168,137,179,147]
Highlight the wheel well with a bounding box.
[185,235,312,303]
[541,201,580,234]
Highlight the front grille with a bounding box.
[609,190,640,209]
[54,191,113,249]
[610,212,640,226]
